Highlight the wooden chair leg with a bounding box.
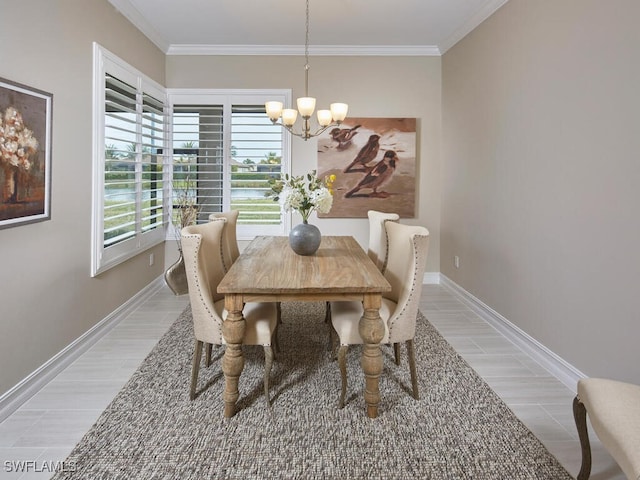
[338,345,348,408]
[407,339,419,400]
[329,324,338,356]
[271,327,279,357]
[190,340,203,400]
[393,343,401,365]
[264,345,274,408]
[573,395,592,480]
[205,343,213,367]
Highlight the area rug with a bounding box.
[53,302,572,479]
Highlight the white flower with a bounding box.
[268,170,335,222]
[312,188,333,214]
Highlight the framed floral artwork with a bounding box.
[317,117,416,218]
[0,77,52,229]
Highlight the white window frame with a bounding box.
[167,89,292,240]
[91,43,169,276]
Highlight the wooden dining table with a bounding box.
[217,235,392,418]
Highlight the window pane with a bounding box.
[103,75,166,247]
[230,106,282,226]
[172,106,224,225]
[104,74,138,247]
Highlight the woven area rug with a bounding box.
[53,302,572,479]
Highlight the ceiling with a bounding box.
[107,0,509,56]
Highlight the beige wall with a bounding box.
[0,0,166,396]
[165,55,442,271]
[442,0,640,383]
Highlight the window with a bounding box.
[168,90,290,239]
[91,44,168,276]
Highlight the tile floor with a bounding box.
[0,284,625,479]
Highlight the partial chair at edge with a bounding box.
[573,377,640,480]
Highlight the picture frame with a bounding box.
[317,117,417,218]
[0,77,53,229]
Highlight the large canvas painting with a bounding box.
[317,117,416,218]
[0,77,52,229]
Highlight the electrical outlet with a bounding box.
[454,255,460,269]
[149,253,154,266]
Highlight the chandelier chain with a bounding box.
[304,0,310,96]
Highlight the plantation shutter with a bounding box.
[103,74,166,248]
[92,44,169,276]
[230,105,282,227]
[104,74,138,247]
[169,92,289,239]
[141,92,165,233]
[171,105,224,223]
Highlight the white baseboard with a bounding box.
[423,272,441,284]
[0,276,166,423]
[439,275,585,392]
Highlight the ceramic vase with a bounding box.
[289,222,321,256]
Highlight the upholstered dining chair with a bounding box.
[181,218,278,405]
[329,221,429,408]
[206,211,242,364]
[209,210,240,272]
[367,210,400,272]
[573,378,640,480]
[324,210,399,328]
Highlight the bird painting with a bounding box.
[343,134,380,173]
[345,150,398,198]
[330,124,361,150]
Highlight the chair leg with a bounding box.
[190,340,203,400]
[329,323,338,356]
[393,343,401,365]
[205,343,213,367]
[337,345,348,408]
[263,345,274,408]
[407,339,419,400]
[271,328,279,357]
[573,395,592,480]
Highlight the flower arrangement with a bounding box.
[268,170,336,223]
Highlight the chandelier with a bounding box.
[265,0,348,140]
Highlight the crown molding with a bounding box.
[166,44,441,57]
[108,0,170,53]
[110,0,510,57]
[438,0,510,54]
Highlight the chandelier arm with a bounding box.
[268,119,344,140]
[311,123,342,138]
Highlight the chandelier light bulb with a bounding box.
[296,97,316,118]
[265,101,284,121]
[330,103,349,123]
[282,109,298,126]
[316,110,333,127]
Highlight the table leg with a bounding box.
[222,294,246,418]
[358,293,385,418]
